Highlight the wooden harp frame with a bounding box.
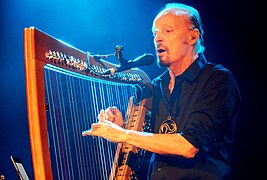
[24,27,152,180]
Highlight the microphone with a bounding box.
[103,53,155,75]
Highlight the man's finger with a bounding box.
[82,129,93,136]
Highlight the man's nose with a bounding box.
[154,33,163,43]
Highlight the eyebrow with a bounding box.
[151,27,157,32]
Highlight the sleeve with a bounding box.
[181,68,241,155]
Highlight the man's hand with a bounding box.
[82,106,126,143]
[98,106,124,127]
[82,119,126,143]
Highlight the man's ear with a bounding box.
[189,29,200,45]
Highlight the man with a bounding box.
[82,3,241,179]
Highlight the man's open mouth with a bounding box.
[157,48,166,54]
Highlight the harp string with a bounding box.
[99,81,113,178]
[94,81,108,179]
[81,80,96,179]
[44,65,135,179]
[82,78,98,179]
[106,83,118,178]
[77,78,90,179]
[44,69,61,179]
[90,79,103,179]
[69,74,87,180]
[61,72,74,179]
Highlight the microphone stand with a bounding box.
[115,45,128,65]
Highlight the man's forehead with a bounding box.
[153,11,184,26]
[156,8,189,18]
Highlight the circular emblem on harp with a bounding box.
[159,116,177,134]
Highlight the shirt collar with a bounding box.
[182,53,207,82]
[159,53,208,83]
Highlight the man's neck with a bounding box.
[168,53,198,76]
[168,53,199,93]
[168,70,176,94]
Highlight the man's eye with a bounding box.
[164,29,173,34]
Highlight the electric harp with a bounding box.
[24,27,153,180]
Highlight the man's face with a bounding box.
[152,12,191,67]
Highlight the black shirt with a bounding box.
[149,53,241,180]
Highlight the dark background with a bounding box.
[0,0,265,179]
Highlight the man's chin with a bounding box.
[158,59,170,68]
